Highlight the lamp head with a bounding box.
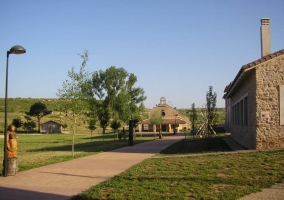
[9,45,26,55]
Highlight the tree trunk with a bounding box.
[37,116,41,133]
[159,124,162,139]
[72,115,76,157]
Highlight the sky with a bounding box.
[1,0,283,109]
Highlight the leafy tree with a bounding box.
[91,66,146,130]
[110,119,121,133]
[97,100,111,134]
[62,123,68,130]
[57,49,93,157]
[24,115,32,121]
[88,118,96,139]
[190,103,198,130]
[88,119,96,131]
[25,102,52,133]
[23,121,36,132]
[12,117,22,130]
[150,110,163,138]
[114,91,132,124]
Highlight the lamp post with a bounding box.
[130,97,137,120]
[174,114,178,134]
[129,97,137,146]
[3,45,26,176]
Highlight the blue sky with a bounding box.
[1,0,283,109]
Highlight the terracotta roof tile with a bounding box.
[254,60,261,65]
[248,63,256,67]
[242,64,248,69]
[270,54,276,58]
[259,58,266,62]
[223,48,284,99]
[141,118,187,125]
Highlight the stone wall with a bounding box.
[230,71,257,149]
[255,54,284,149]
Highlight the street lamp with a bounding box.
[3,45,26,176]
[129,97,137,146]
[131,97,137,120]
[174,114,178,134]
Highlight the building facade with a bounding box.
[140,97,190,132]
[223,19,284,149]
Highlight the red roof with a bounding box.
[223,49,284,99]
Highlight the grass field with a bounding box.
[72,137,284,200]
[0,132,167,173]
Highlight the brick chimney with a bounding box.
[260,18,271,57]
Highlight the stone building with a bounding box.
[140,97,190,132]
[223,18,284,149]
[40,120,62,133]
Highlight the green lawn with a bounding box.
[72,137,284,200]
[0,132,160,173]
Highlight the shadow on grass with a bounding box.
[26,138,153,153]
[24,132,175,153]
[26,140,130,152]
[160,136,233,154]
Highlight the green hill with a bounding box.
[0,98,92,134]
[0,98,225,134]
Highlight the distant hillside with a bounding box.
[0,98,67,113]
[0,98,225,133]
[0,98,88,133]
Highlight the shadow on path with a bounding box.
[0,186,69,200]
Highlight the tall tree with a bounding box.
[114,90,132,124]
[91,66,146,130]
[206,86,218,128]
[96,99,111,134]
[57,49,92,157]
[25,102,52,133]
[195,86,218,139]
[190,103,198,130]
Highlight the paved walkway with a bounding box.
[0,133,185,200]
[0,134,283,200]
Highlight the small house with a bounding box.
[40,120,62,133]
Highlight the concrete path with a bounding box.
[238,183,284,200]
[0,133,185,200]
[0,134,283,200]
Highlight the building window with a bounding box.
[244,97,248,125]
[240,100,243,125]
[232,96,248,126]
